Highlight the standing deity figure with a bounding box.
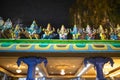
[13,24,20,39]
[70,25,80,40]
[28,20,41,39]
[42,23,55,39]
[85,24,92,40]
[57,25,69,40]
[99,25,106,40]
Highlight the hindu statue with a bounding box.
[109,27,118,40]
[42,23,55,39]
[0,17,4,38]
[1,18,13,38]
[57,25,69,40]
[13,24,20,39]
[99,25,106,40]
[85,24,92,40]
[2,18,12,32]
[116,24,120,40]
[0,17,4,30]
[70,25,80,40]
[28,20,41,39]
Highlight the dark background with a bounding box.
[0,0,75,28]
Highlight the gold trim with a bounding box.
[35,44,51,50]
[0,43,13,50]
[54,44,70,50]
[109,44,120,50]
[16,44,32,50]
[91,44,108,50]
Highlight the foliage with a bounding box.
[70,0,120,28]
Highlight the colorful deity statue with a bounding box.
[109,27,118,40]
[57,25,69,40]
[0,17,4,38]
[28,20,41,39]
[70,25,80,40]
[42,23,55,39]
[116,24,120,39]
[1,18,13,38]
[0,17,4,30]
[85,24,92,40]
[99,25,106,40]
[13,24,20,39]
[2,18,12,32]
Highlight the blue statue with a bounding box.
[110,27,118,40]
[70,25,80,40]
[84,57,114,80]
[2,18,12,32]
[17,56,48,80]
[27,20,41,39]
[42,23,55,39]
[1,18,13,38]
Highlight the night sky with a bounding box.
[0,0,75,27]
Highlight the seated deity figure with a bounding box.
[2,18,12,32]
[1,18,13,38]
[99,25,106,40]
[57,25,69,40]
[85,24,92,40]
[28,20,41,39]
[42,23,55,39]
[109,27,118,40]
[13,24,20,39]
[70,24,80,40]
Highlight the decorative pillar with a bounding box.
[84,57,114,80]
[16,56,47,80]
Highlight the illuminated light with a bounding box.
[7,65,10,68]
[72,65,75,68]
[60,69,65,75]
[51,72,54,74]
[35,78,37,80]
[39,72,43,77]
[109,72,120,77]
[16,69,22,73]
[103,70,109,75]
[36,67,39,71]
[77,64,92,77]
[50,66,52,68]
